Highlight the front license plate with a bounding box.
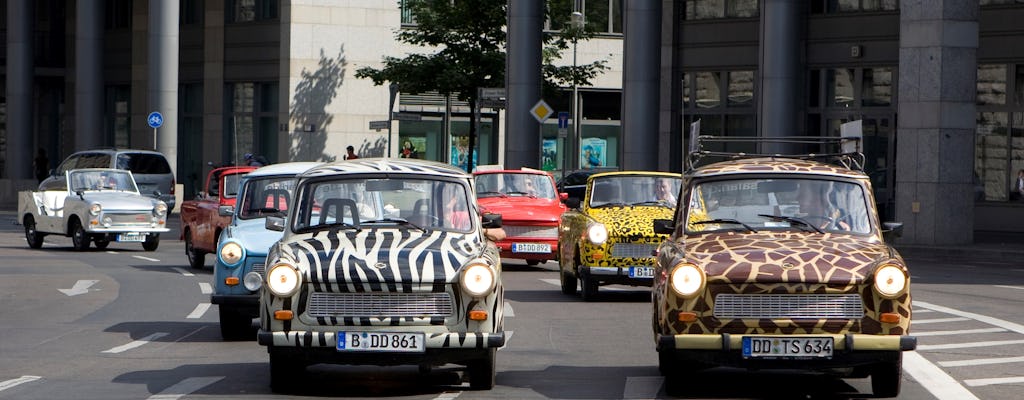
[337,332,425,353]
[512,243,551,253]
[742,336,834,359]
[117,232,145,242]
[629,266,655,278]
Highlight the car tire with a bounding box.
[185,231,206,269]
[871,357,902,398]
[526,260,540,266]
[580,271,598,301]
[269,349,305,393]
[219,307,256,341]
[24,215,44,249]
[70,219,90,251]
[467,349,496,390]
[560,267,577,295]
[94,237,110,250]
[142,233,160,251]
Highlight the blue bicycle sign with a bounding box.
[147,112,164,129]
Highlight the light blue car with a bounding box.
[211,162,320,340]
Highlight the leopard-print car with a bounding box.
[558,171,682,301]
[652,157,916,398]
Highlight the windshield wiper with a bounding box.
[297,221,361,234]
[360,217,428,233]
[692,219,758,233]
[757,214,823,234]
[631,200,673,207]
[592,202,629,208]
[477,191,507,198]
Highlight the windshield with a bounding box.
[238,176,298,219]
[685,178,872,234]
[588,175,682,208]
[69,170,137,193]
[475,173,556,199]
[223,173,243,198]
[292,177,474,233]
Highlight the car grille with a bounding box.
[713,294,864,319]
[106,213,154,227]
[252,263,266,277]
[307,292,454,318]
[610,243,657,258]
[503,225,557,239]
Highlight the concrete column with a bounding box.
[622,0,661,171]
[758,0,801,154]
[204,0,226,164]
[5,0,33,179]
[149,0,180,175]
[659,0,683,173]
[76,1,104,150]
[505,0,543,170]
[896,0,978,245]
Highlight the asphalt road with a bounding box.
[0,213,1021,399]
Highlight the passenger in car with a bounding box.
[796,182,850,231]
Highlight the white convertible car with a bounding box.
[17,168,170,251]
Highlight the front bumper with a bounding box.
[581,265,655,287]
[657,333,917,369]
[493,239,558,260]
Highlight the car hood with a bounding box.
[683,232,895,285]
[588,206,676,236]
[225,218,284,255]
[279,230,488,288]
[83,192,159,210]
[478,197,564,223]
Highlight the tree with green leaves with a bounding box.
[356,0,607,172]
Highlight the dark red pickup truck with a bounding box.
[179,166,257,269]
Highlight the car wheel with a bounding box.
[559,266,577,295]
[142,233,160,251]
[526,260,540,266]
[185,231,206,269]
[871,357,902,398]
[70,219,90,251]
[269,349,305,393]
[219,307,256,341]
[24,215,44,249]
[467,349,496,390]
[580,271,599,301]
[94,237,110,250]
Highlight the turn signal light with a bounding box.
[676,312,697,322]
[274,310,294,320]
[469,310,488,321]
[225,277,240,286]
[880,313,901,324]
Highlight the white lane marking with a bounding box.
[914,301,1024,334]
[623,376,663,399]
[102,332,169,354]
[964,376,1024,387]
[172,267,194,277]
[917,339,1024,351]
[432,391,461,400]
[939,355,1024,367]
[540,278,560,286]
[912,317,969,324]
[187,303,211,319]
[106,251,118,254]
[58,279,99,296]
[913,328,1007,337]
[503,302,514,318]
[994,285,1024,290]
[146,376,224,400]
[133,255,160,262]
[903,351,980,400]
[198,282,212,295]
[0,376,42,392]
[913,309,935,313]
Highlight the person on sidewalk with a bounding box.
[344,145,359,160]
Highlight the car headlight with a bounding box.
[461,263,496,297]
[266,263,302,297]
[154,202,168,217]
[243,271,264,291]
[219,241,245,267]
[874,264,908,298]
[89,203,102,216]
[586,223,608,245]
[670,263,705,298]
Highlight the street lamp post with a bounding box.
[570,11,584,171]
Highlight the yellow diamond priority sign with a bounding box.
[530,100,554,123]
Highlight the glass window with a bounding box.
[585,0,610,34]
[862,67,893,107]
[975,112,1009,201]
[106,85,131,148]
[977,64,1007,105]
[809,70,821,108]
[238,176,298,219]
[686,0,725,20]
[1015,64,1024,106]
[228,0,278,23]
[727,0,759,17]
[727,71,754,107]
[1011,112,1024,201]
[682,73,692,109]
[695,72,722,109]
[828,68,855,107]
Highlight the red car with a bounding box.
[474,168,567,265]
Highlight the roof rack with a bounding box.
[686,135,865,172]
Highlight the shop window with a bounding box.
[727,71,754,107]
[862,68,893,107]
[227,0,278,23]
[682,73,692,109]
[977,64,1007,105]
[695,72,722,109]
[827,68,855,107]
[975,112,1009,201]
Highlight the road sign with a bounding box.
[147,112,164,129]
[392,112,422,121]
[530,100,553,123]
[478,99,506,109]
[557,112,569,129]
[369,120,390,130]
[479,87,506,99]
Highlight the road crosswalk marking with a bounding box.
[186,303,211,319]
[0,376,41,392]
[964,376,1024,387]
[917,339,1024,351]
[102,332,169,353]
[913,327,1006,337]
[939,355,1024,367]
[912,317,969,324]
[146,376,224,400]
[903,351,980,400]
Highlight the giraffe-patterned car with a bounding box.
[652,148,916,397]
[251,158,505,392]
[558,171,682,301]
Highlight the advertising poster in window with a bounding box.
[580,137,606,169]
[450,136,478,171]
[399,136,425,159]
[542,139,557,171]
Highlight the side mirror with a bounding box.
[565,197,581,209]
[153,190,162,197]
[266,216,286,232]
[218,205,234,217]
[559,192,568,201]
[653,219,675,235]
[481,213,502,229]
[882,221,903,239]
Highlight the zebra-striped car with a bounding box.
[251,158,505,392]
